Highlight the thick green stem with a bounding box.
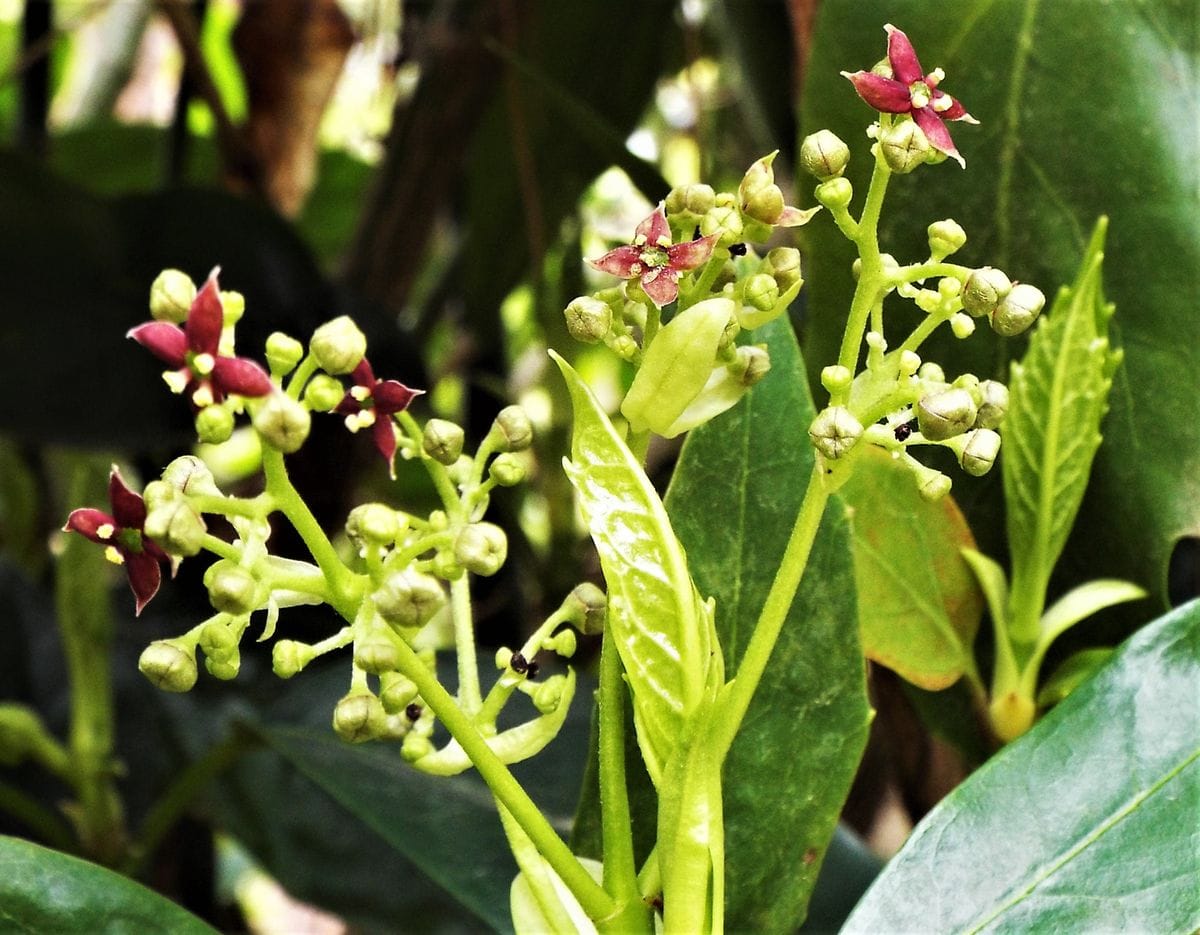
[451,575,482,715]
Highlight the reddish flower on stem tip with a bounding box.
[842,24,978,168]
[589,207,717,308]
[336,358,422,476]
[64,467,170,616]
[128,268,273,409]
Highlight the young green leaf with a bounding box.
[1036,578,1147,653]
[1003,218,1123,641]
[552,351,716,785]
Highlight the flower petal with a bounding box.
[776,204,823,228]
[212,356,274,397]
[108,468,147,529]
[589,245,644,279]
[634,208,671,247]
[350,358,376,387]
[372,379,422,415]
[125,550,163,616]
[128,321,187,367]
[934,91,978,124]
[370,415,399,477]
[912,106,965,168]
[884,24,924,84]
[665,234,717,272]
[64,508,117,543]
[186,271,225,355]
[842,71,913,114]
[640,268,680,308]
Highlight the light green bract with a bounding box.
[552,351,718,786]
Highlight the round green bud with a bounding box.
[800,129,850,181]
[272,640,313,679]
[917,361,946,385]
[379,675,419,714]
[665,182,716,217]
[733,345,771,387]
[991,283,1046,337]
[195,404,235,445]
[454,522,508,577]
[374,569,445,631]
[961,267,1013,318]
[489,452,526,487]
[252,393,311,454]
[763,247,802,292]
[743,273,779,313]
[808,406,863,460]
[564,296,612,344]
[265,332,304,376]
[718,315,741,353]
[204,561,259,615]
[490,406,533,452]
[565,583,607,635]
[950,313,976,339]
[959,428,1001,476]
[219,290,245,327]
[149,269,197,323]
[917,388,978,441]
[494,646,514,670]
[310,316,367,375]
[975,380,1009,429]
[205,654,240,680]
[333,691,388,743]
[354,635,402,675]
[303,373,346,412]
[820,365,853,395]
[139,640,198,693]
[610,334,639,361]
[346,503,400,547]
[918,470,952,502]
[880,119,933,174]
[927,219,967,257]
[161,455,221,497]
[738,152,777,202]
[401,733,434,763]
[938,277,962,300]
[815,177,853,210]
[144,501,206,557]
[546,628,577,658]
[700,204,744,247]
[422,419,465,465]
[531,676,566,715]
[742,183,786,225]
[898,350,922,377]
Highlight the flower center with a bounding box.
[639,247,668,269]
[908,81,932,109]
[117,527,144,554]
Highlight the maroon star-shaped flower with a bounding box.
[64,467,170,616]
[128,268,273,408]
[335,358,422,476]
[842,24,978,168]
[589,207,717,308]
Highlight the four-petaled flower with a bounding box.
[589,207,717,308]
[64,467,170,615]
[128,268,274,408]
[336,358,422,476]
[842,24,978,168]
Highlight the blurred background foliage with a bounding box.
[0,0,1195,931]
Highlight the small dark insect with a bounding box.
[510,651,529,674]
[692,225,702,240]
[893,422,914,442]
[405,703,422,721]
[647,894,664,911]
[525,660,540,680]
[728,242,748,257]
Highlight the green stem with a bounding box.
[497,802,580,932]
[187,492,274,519]
[897,308,953,356]
[451,575,482,715]
[285,353,320,401]
[679,254,723,310]
[0,780,77,852]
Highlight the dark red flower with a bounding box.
[128,268,273,408]
[336,358,422,476]
[64,467,170,615]
[842,24,978,168]
[589,207,717,308]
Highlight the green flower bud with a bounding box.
[374,569,445,631]
[959,428,1001,476]
[950,313,976,339]
[917,362,946,384]
[265,332,304,376]
[565,583,607,635]
[738,152,777,202]
[665,182,716,217]
[733,345,771,387]
[489,452,526,487]
[880,118,933,174]
[354,635,402,675]
[219,290,245,327]
[815,177,853,210]
[610,334,639,361]
[700,204,744,247]
[454,522,508,576]
[961,267,1013,318]
[333,691,387,743]
[927,219,967,258]
[401,733,434,763]
[252,393,311,453]
[205,654,240,680]
[820,365,853,395]
[800,129,850,181]
[149,269,196,323]
[742,184,786,225]
[489,406,533,452]
[975,380,1009,429]
[898,350,922,377]
[531,676,567,715]
[310,316,367,375]
[347,503,400,547]
[195,405,234,445]
[917,388,978,441]
[144,501,206,557]
[763,247,802,292]
[990,283,1046,337]
[564,296,612,344]
[161,455,221,498]
[272,639,314,679]
[495,646,514,670]
[917,469,952,502]
[545,628,577,658]
[743,273,779,313]
[422,419,465,465]
[204,561,259,615]
[139,640,198,692]
[303,373,346,412]
[379,674,419,713]
[808,406,863,460]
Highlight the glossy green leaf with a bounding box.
[801,2,1200,612]
[1035,646,1114,708]
[553,351,713,786]
[0,835,215,933]
[843,599,1200,934]
[665,317,870,931]
[841,446,983,689]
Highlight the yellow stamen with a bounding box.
[162,370,188,394]
[192,384,215,408]
[104,545,124,566]
[193,352,216,376]
[350,385,371,402]
[96,523,116,540]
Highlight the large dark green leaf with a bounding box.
[0,835,214,934]
[843,598,1200,933]
[800,1,1200,614]
[666,316,870,931]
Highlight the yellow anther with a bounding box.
[96,523,116,540]
[192,352,215,376]
[104,545,124,566]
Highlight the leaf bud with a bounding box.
[820,365,853,395]
[205,654,240,680]
[272,639,314,679]
[815,177,853,210]
[144,500,206,557]
[545,628,577,658]
[762,247,802,292]
[733,345,771,387]
[161,455,222,498]
[950,313,976,339]
[665,182,716,217]
[265,332,304,376]
[961,267,1012,318]
[195,404,235,445]
[975,380,1009,429]
[333,691,388,743]
[149,269,197,323]
[379,674,419,713]
[252,393,311,453]
[354,635,402,675]
[800,129,850,181]
[310,316,367,375]
[531,675,567,715]
[808,406,863,460]
[564,583,607,635]
[742,184,786,225]
[374,569,446,631]
[917,388,978,441]
[958,428,1001,476]
[880,118,933,174]
[489,453,527,487]
[700,204,744,247]
[990,283,1045,337]
[564,296,612,344]
[302,373,345,412]
[139,639,198,692]
[927,219,967,258]
[454,522,508,576]
[204,561,259,615]
[422,419,465,465]
[489,406,533,452]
